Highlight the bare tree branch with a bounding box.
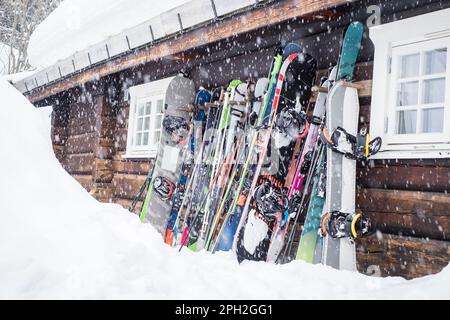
[0,0,61,74]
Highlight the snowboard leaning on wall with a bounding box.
[140,74,195,235]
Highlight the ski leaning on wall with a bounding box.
[264,50,318,263]
[233,47,318,263]
[282,67,337,264]
[210,48,284,255]
[213,77,269,252]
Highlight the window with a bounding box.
[124,77,173,158]
[388,40,449,143]
[369,8,450,159]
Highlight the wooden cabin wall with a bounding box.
[61,100,96,192]
[51,82,118,202]
[46,0,450,279]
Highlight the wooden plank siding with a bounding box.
[39,0,450,279]
[357,233,450,279]
[357,189,450,241]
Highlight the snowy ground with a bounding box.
[0,79,449,299]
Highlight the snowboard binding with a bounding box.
[273,107,309,148]
[253,182,288,224]
[320,211,370,239]
[320,126,382,161]
[153,176,175,200]
[163,116,191,145]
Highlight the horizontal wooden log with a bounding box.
[51,127,67,145]
[72,174,93,192]
[97,116,117,134]
[112,159,153,175]
[67,118,96,136]
[315,62,373,84]
[310,79,372,103]
[90,183,115,202]
[357,188,450,240]
[369,158,450,167]
[62,153,95,174]
[69,102,94,115]
[94,139,115,159]
[356,233,450,279]
[65,133,97,155]
[312,80,370,93]
[113,173,148,200]
[68,113,95,125]
[27,0,351,103]
[358,165,450,193]
[93,159,114,183]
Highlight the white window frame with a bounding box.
[123,77,174,159]
[369,8,450,159]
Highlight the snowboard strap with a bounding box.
[154,176,175,200]
[320,211,370,239]
[163,115,193,146]
[320,126,382,160]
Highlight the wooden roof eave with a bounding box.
[27,0,353,103]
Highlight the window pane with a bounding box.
[423,78,445,104]
[144,117,151,130]
[142,132,149,145]
[145,101,152,115]
[137,104,145,116]
[399,54,420,78]
[155,115,162,129]
[397,81,419,106]
[422,107,444,133]
[156,99,164,114]
[135,132,142,146]
[153,131,161,145]
[396,110,417,134]
[137,117,143,131]
[424,48,447,75]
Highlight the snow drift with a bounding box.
[27,0,190,69]
[0,79,449,299]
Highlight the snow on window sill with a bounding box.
[370,148,450,160]
[122,151,157,159]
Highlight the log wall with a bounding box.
[45,0,449,279]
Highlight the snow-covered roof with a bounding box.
[1,70,39,83]
[27,0,191,69]
[17,0,269,94]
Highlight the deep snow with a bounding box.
[0,79,449,299]
[27,0,190,68]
